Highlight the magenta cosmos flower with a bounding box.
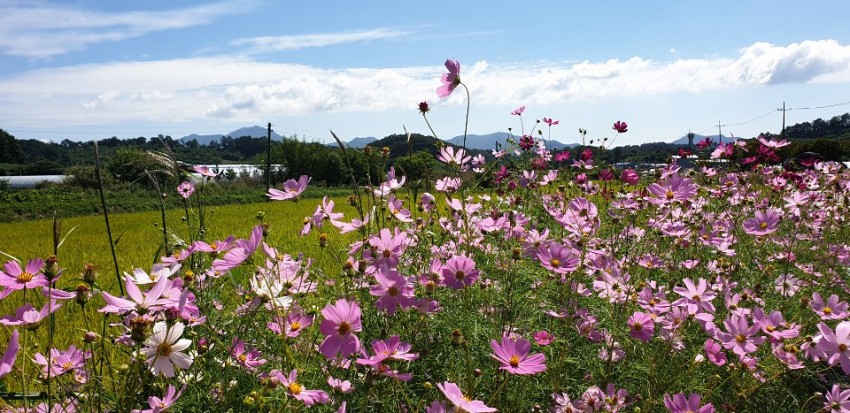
[620,169,639,186]
[230,337,266,372]
[356,335,419,367]
[612,121,628,133]
[490,334,546,375]
[0,301,61,329]
[672,278,716,315]
[0,259,49,291]
[268,175,311,201]
[663,392,714,413]
[440,254,480,289]
[132,384,185,413]
[319,299,363,359]
[437,381,496,412]
[437,59,461,98]
[370,267,415,315]
[812,292,850,320]
[716,314,765,357]
[823,383,850,412]
[742,208,781,236]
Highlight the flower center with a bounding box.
[666,190,674,200]
[691,295,701,302]
[238,354,247,363]
[17,271,34,283]
[290,321,301,331]
[382,249,392,258]
[735,334,746,343]
[288,382,302,395]
[550,259,561,268]
[823,306,832,314]
[157,342,173,357]
[759,222,768,230]
[337,322,352,335]
[632,323,643,331]
[388,286,399,296]
[455,270,465,280]
[509,355,520,368]
[839,344,847,353]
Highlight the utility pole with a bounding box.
[716,120,722,144]
[266,122,272,193]
[777,101,788,138]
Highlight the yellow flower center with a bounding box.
[759,222,768,230]
[735,334,746,343]
[157,342,173,357]
[288,382,302,395]
[509,355,520,368]
[290,321,301,331]
[17,271,34,283]
[550,259,561,268]
[666,190,674,200]
[238,354,247,363]
[824,307,832,314]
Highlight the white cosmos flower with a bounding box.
[142,321,193,377]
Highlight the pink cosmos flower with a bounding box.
[192,165,219,178]
[437,381,497,412]
[0,259,49,291]
[716,314,765,357]
[176,181,194,199]
[367,228,409,269]
[100,273,171,314]
[131,384,185,413]
[543,117,559,126]
[490,335,546,375]
[319,299,362,359]
[536,242,580,275]
[620,168,639,185]
[268,175,311,201]
[757,135,791,148]
[356,335,419,367]
[327,376,354,394]
[742,208,781,236]
[230,337,266,372]
[387,195,413,223]
[277,369,330,406]
[0,330,19,378]
[647,175,698,205]
[267,307,312,338]
[511,105,526,116]
[628,311,655,342]
[816,321,850,374]
[440,254,480,289]
[811,292,850,320]
[823,383,850,412]
[438,146,472,168]
[437,59,461,98]
[663,392,714,413]
[370,267,415,314]
[533,330,554,346]
[613,121,628,133]
[704,339,727,366]
[672,278,716,315]
[0,300,61,329]
[33,345,89,381]
[142,321,193,378]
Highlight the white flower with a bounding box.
[142,322,193,377]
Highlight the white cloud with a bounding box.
[0,0,255,58]
[231,28,412,53]
[1,40,849,132]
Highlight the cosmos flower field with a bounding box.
[0,59,849,412]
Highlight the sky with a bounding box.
[2,0,850,147]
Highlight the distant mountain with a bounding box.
[669,134,733,146]
[444,132,578,151]
[345,137,377,148]
[180,126,283,145]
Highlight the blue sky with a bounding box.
[2,0,850,146]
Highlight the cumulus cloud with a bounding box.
[0,0,255,58]
[1,40,849,130]
[231,28,413,53]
